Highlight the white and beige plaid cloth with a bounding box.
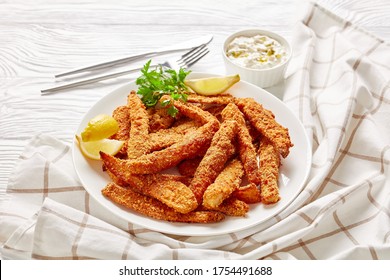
[1,2,389,259]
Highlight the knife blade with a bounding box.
[54,34,213,78]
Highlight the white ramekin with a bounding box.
[222,29,292,88]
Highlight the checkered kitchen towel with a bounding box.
[1,2,389,259]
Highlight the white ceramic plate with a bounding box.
[72,72,312,236]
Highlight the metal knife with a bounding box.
[54,34,213,78]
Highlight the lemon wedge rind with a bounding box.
[184,74,240,96]
[76,135,124,160]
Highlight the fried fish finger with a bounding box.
[232,183,262,204]
[200,197,249,217]
[177,157,202,177]
[189,120,238,204]
[205,105,226,122]
[202,158,244,208]
[235,98,293,158]
[186,93,234,105]
[101,154,197,213]
[147,107,175,132]
[221,102,261,185]
[110,105,130,157]
[100,99,220,174]
[100,118,218,174]
[172,99,219,125]
[259,136,281,204]
[127,91,150,159]
[106,169,192,190]
[102,183,225,223]
[136,175,198,214]
[215,198,249,217]
[144,120,198,152]
[110,105,130,141]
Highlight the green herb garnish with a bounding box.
[136,60,190,117]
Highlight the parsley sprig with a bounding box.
[136,60,190,117]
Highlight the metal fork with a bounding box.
[41,44,209,95]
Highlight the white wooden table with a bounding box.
[1,0,390,193]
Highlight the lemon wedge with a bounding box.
[76,135,124,160]
[81,114,119,142]
[184,74,240,96]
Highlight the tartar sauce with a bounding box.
[226,34,287,69]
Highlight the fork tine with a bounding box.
[178,48,209,68]
[178,44,207,65]
[180,44,207,59]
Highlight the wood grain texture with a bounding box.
[1,0,390,193]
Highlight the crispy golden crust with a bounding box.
[109,105,130,157]
[202,159,244,208]
[259,137,281,204]
[100,99,221,175]
[127,175,198,214]
[147,107,175,132]
[172,99,219,125]
[127,91,150,159]
[106,169,128,187]
[177,157,202,177]
[110,105,130,141]
[235,97,293,158]
[186,93,234,105]
[143,120,198,153]
[201,197,249,217]
[233,183,262,204]
[107,168,192,190]
[102,183,225,223]
[205,105,226,122]
[100,118,219,174]
[101,152,197,213]
[221,103,261,185]
[189,120,238,204]
[217,198,249,217]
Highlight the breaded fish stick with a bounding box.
[232,183,262,204]
[106,169,192,190]
[221,103,261,185]
[147,107,175,132]
[259,136,281,204]
[211,197,249,217]
[110,105,130,141]
[144,120,198,152]
[202,159,244,208]
[100,118,218,174]
[172,99,219,125]
[186,93,234,105]
[101,153,198,213]
[110,105,130,157]
[100,99,220,174]
[102,183,225,223]
[235,98,293,158]
[189,120,238,204]
[205,105,226,121]
[130,175,198,214]
[127,91,150,159]
[177,157,202,177]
